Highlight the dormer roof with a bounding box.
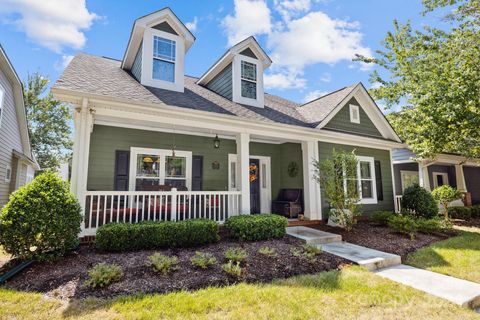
[122,7,195,70]
[197,37,272,86]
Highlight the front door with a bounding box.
[249,158,260,214]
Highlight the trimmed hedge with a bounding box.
[448,205,480,220]
[401,184,438,219]
[95,219,220,252]
[225,214,288,241]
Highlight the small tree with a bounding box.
[431,185,463,220]
[401,184,438,219]
[314,149,360,231]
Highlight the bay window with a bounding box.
[152,36,176,82]
[241,60,257,99]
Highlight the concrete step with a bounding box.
[376,264,480,309]
[286,226,342,244]
[321,242,401,271]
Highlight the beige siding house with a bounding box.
[0,44,38,208]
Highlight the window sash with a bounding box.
[342,156,377,204]
[152,36,176,82]
[241,61,256,81]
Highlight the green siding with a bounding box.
[87,125,303,200]
[318,142,394,215]
[324,97,383,138]
[206,63,232,100]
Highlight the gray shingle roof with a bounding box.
[53,53,355,129]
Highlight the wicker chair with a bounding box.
[271,189,303,218]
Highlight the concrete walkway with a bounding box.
[286,226,480,309]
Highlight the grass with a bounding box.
[407,224,480,283]
[1,266,478,319]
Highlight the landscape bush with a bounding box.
[291,244,322,263]
[190,251,217,269]
[387,215,418,240]
[258,246,277,258]
[0,171,82,261]
[370,211,394,225]
[95,219,220,252]
[147,253,179,275]
[222,260,242,278]
[225,214,287,241]
[431,185,462,219]
[401,184,439,219]
[224,247,248,263]
[85,263,123,288]
[448,206,472,220]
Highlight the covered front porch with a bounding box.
[72,103,322,236]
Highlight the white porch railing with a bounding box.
[82,189,242,236]
[395,195,402,213]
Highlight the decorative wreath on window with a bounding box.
[249,163,258,182]
[287,161,299,177]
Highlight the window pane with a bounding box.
[241,80,257,99]
[360,161,371,179]
[230,162,236,189]
[166,156,186,178]
[241,61,256,81]
[136,154,160,177]
[153,36,175,61]
[153,59,175,82]
[361,180,373,198]
[346,179,358,195]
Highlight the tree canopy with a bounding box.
[356,0,480,159]
[24,73,72,169]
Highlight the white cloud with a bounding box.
[320,72,331,82]
[264,71,306,89]
[370,81,383,89]
[53,54,74,71]
[273,0,312,22]
[303,89,329,103]
[222,0,272,46]
[0,0,98,52]
[185,17,198,32]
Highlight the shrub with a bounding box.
[225,214,287,241]
[0,171,82,261]
[190,251,217,269]
[387,215,418,240]
[95,219,220,252]
[416,218,444,234]
[448,206,472,220]
[370,211,394,225]
[224,247,248,263]
[470,205,480,218]
[432,185,463,219]
[291,244,322,263]
[222,260,242,278]
[258,246,277,258]
[147,253,179,275]
[401,184,438,219]
[85,263,123,288]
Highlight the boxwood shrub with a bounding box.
[95,219,220,252]
[448,206,472,220]
[401,184,439,219]
[225,214,287,241]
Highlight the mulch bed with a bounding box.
[3,235,348,300]
[311,220,456,260]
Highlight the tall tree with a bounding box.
[356,0,480,159]
[23,73,72,169]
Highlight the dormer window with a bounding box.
[241,61,257,99]
[152,36,176,82]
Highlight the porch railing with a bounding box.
[395,195,402,213]
[82,189,242,236]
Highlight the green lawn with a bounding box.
[1,266,478,319]
[407,224,480,283]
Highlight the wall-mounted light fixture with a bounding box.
[213,134,220,148]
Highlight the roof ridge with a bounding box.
[299,83,358,108]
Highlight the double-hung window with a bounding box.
[152,36,176,82]
[240,60,257,99]
[356,156,377,204]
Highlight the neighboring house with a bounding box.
[51,8,404,237]
[392,148,480,210]
[0,45,38,208]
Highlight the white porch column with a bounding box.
[418,162,431,191]
[70,107,82,194]
[455,164,467,192]
[236,133,250,214]
[302,140,322,220]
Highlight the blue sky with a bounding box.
[0,0,448,108]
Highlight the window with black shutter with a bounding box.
[374,160,383,201]
[114,150,130,191]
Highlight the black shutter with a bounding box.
[375,160,383,201]
[192,155,203,191]
[114,150,130,191]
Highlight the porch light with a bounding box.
[213,134,220,148]
[143,156,153,163]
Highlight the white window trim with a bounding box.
[129,147,192,191]
[141,27,185,92]
[432,172,449,189]
[356,156,377,204]
[5,164,11,183]
[400,170,419,191]
[349,104,360,124]
[232,54,264,108]
[0,85,4,129]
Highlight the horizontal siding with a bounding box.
[392,148,416,162]
[324,97,383,138]
[206,63,232,100]
[318,141,394,215]
[131,42,142,82]
[428,165,456,189]
[0,68,23,208]
[393,162,419,195]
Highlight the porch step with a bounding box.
[376,264,480,309]
[321,242,401,271]
[286,226,342,244]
